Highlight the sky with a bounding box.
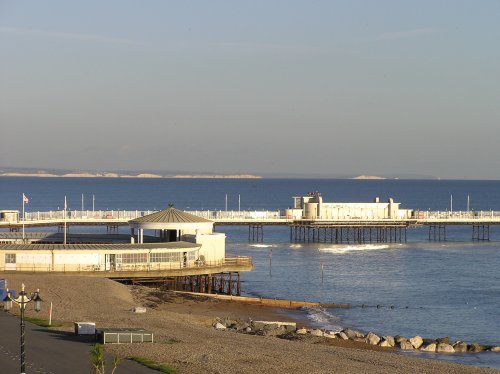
[1,0,500,179]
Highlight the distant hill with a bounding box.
[0,167,261,179]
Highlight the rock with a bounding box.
[244,327,252,333]
[214,322,227,330]
[399,341,414,350]
[311,329,324,337]
[133,306,146,313]
[436,337,450,345]
[343,328,365,340]
[324,332,336,339]
[379,340,391,348]
[337,332,349,340]
[366,332,381,346]
[353,337,366,343]
[394,335,407,344]
[452,341,468,353]
[468,343,485,352]
[233,321,250,331]
[296,328,308,335]
[490,347,500,352]
[382,336,395,347]
[420,343,437,352]
[251,321,296,333]
[409,336,424,349]
[436,343,455,353]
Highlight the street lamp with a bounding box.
[3,283,42,374]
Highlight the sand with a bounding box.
[3,274,496,374]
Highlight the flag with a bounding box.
[23,194,29,204]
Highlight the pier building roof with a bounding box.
[129,207,213,231]
[0,241,200,251]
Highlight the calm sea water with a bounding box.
[1,177,499,368]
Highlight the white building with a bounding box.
[0,207,227,273]
[286,192,412,220]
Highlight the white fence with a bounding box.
[12,209,500,224]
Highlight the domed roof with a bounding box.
[129,207,212,225]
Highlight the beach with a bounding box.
[2,274,496,374]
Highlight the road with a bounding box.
[0,311,156,373]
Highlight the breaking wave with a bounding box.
[318,244,394,253]
[302,307,343,332]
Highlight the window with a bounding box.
[150,252,182,263]
[115,253,148,264]
[5,254,16,264]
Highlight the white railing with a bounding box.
[0,256,253,273]
[22,210,154,221]
[9,209,500,224]
[18,210,282,222]
[185,210,282,220]
[412,210,500,220]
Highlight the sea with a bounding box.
[1,177,499,369]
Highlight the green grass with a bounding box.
[24,316,62,328]
[130,357,176,373]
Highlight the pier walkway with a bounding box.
[1,209,500,227]
[2,209,500,242]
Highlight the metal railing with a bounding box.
[0,256,253,273]
[9,209,500,224]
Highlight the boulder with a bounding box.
[382,336,395,347]
[233,321,250,331]
[366,332,381,346]
[452,341,468,353]
[394,335,407,344]
[296,328,308,335]
[343,328,365,340]
[133,306,146,314]
[490,347,500,352]
[214,322,227,330]
[436,337,450,345]
[244,327,252,333]
[436,343,455,353]
[337,332,349,340]
[311,329,324,337]
[399,341,414,350]
[468,343,485,353]
[410,336,424,349]
[420,343,437,352]
[379,336,395,348]
[324,332,336,339]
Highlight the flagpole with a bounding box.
[64,196,67,245]
[22,193,25,242]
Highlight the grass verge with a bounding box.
[24,316,62,328]
[130,357,176,373]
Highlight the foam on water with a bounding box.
[302,307,343,332]
[318,244,392,253]
[249,244,276,248]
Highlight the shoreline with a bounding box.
[2,274,496,373]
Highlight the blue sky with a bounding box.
[1,1,499,178]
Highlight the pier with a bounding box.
[2,209,500,243]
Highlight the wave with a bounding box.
[249,244,276,248]
[302,307,343,332]
[318,244,394,253]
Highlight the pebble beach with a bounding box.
[3,274,497,373]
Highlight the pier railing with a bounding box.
[7,209,500,225]
[0,256,253,273]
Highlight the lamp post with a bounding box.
[3,283,42,374]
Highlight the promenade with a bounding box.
[0,312,155,373]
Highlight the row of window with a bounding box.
[4,251,197,265]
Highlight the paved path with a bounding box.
[0,311,156,373]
